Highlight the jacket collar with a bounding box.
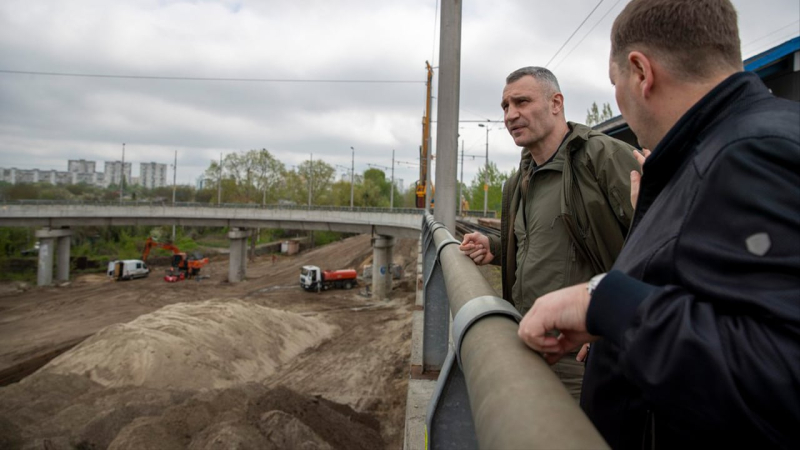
[633,71,768,226]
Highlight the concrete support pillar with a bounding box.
[56,235,71,282]
[35,227,72,286]
[372,235,395,301]
[228,228,250,283]
[36,238,55,287]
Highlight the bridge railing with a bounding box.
[0,200,495,217]
[420,213,608,449]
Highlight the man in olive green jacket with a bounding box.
[460,67,639,399]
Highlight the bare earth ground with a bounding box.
[0,235,419,450]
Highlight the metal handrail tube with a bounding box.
[428,215,608,449]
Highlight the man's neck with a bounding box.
[651,71,737,148]
[527,121,570,166]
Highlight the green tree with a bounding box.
[586,101,615,126]
[468,162,508,216]
[252,149,284,205]
[296,158,335,206]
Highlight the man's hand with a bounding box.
[576,343,590,362]
[630,148,650,209]
[459,232,494,265]
[518,283,598,365]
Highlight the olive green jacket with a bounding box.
[488,122,639,307]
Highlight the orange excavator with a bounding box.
[141,237,209,281]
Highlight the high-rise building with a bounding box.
[68,159,96,174]
[104,161,132,187]
[139,162,167,189]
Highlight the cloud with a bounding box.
[0,0,797,189]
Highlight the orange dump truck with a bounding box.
[300,265,358,291]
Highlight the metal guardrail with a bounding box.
[420,213,608,449]
[0,200,494,218]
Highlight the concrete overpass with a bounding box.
[0,202,430,296]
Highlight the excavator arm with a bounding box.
[141,237,182,262]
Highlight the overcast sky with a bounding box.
[1,0,798,191]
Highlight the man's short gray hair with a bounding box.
[506,67,561,95]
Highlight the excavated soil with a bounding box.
[0,234,419,449]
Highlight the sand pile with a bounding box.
[0,375,385,449]
[38,299,337,390]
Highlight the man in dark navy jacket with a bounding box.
[517,0,800,448]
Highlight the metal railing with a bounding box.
[420,213,608,449]
[0,200,495,217]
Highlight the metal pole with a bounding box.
[350,146,355,209]
[217,152,222,205]
[172,150,177,241]
[484,126,489,217]
[426,214,609,449]
[459,139,464,217]
[308,153,313,209]
[433,0,462,233]
[390,149,395,210]
[120,143,125,202]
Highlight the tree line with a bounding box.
[0,148,514,213]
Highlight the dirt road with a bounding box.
[0,234,418,449]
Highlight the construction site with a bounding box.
[0,234,422,449]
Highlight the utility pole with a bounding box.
[433,0,462,232]
[350,146,355,209]
[120,143,125,203]
[390,149,395,210]
[308,153,313,209]
[459,140,464,216]
[172,150,177,241]
[217,152,222,205]
[459,142,482,217]
[480,125,490,217]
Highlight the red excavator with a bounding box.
[141,237,209,281]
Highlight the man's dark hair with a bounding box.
[611,0,742,79]
[506,67,561,97]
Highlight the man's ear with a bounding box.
[551,92,565,115]
[628,51,654,98]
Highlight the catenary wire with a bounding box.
[545,0,605,68]
[552,0,624,71]
[0,70,424,84]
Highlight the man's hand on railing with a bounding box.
[459,232,494,265]
[517,283,599,365]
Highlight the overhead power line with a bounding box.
[552,0,624,71]
[0,69,424,84]
[742,20,799,50]
[545,0,605,68]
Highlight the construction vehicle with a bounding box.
[416,61,434,209]
[141,237,209,280]
[299,265,358,292]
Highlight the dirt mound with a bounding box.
[38,299,337,390]
[0,375,383,449]
[74,274,111,284]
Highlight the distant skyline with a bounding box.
[1,0,797,188]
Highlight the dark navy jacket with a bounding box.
[582,72,800,449]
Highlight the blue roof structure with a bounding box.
[744,36,800,76]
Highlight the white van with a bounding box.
[108,259,150,281]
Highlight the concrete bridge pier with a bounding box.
[228,228,250,283]
[35,227,73,286]
[372,235,395,300]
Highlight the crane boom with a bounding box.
[416,61,434,208]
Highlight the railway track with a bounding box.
[455,218,501,240]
